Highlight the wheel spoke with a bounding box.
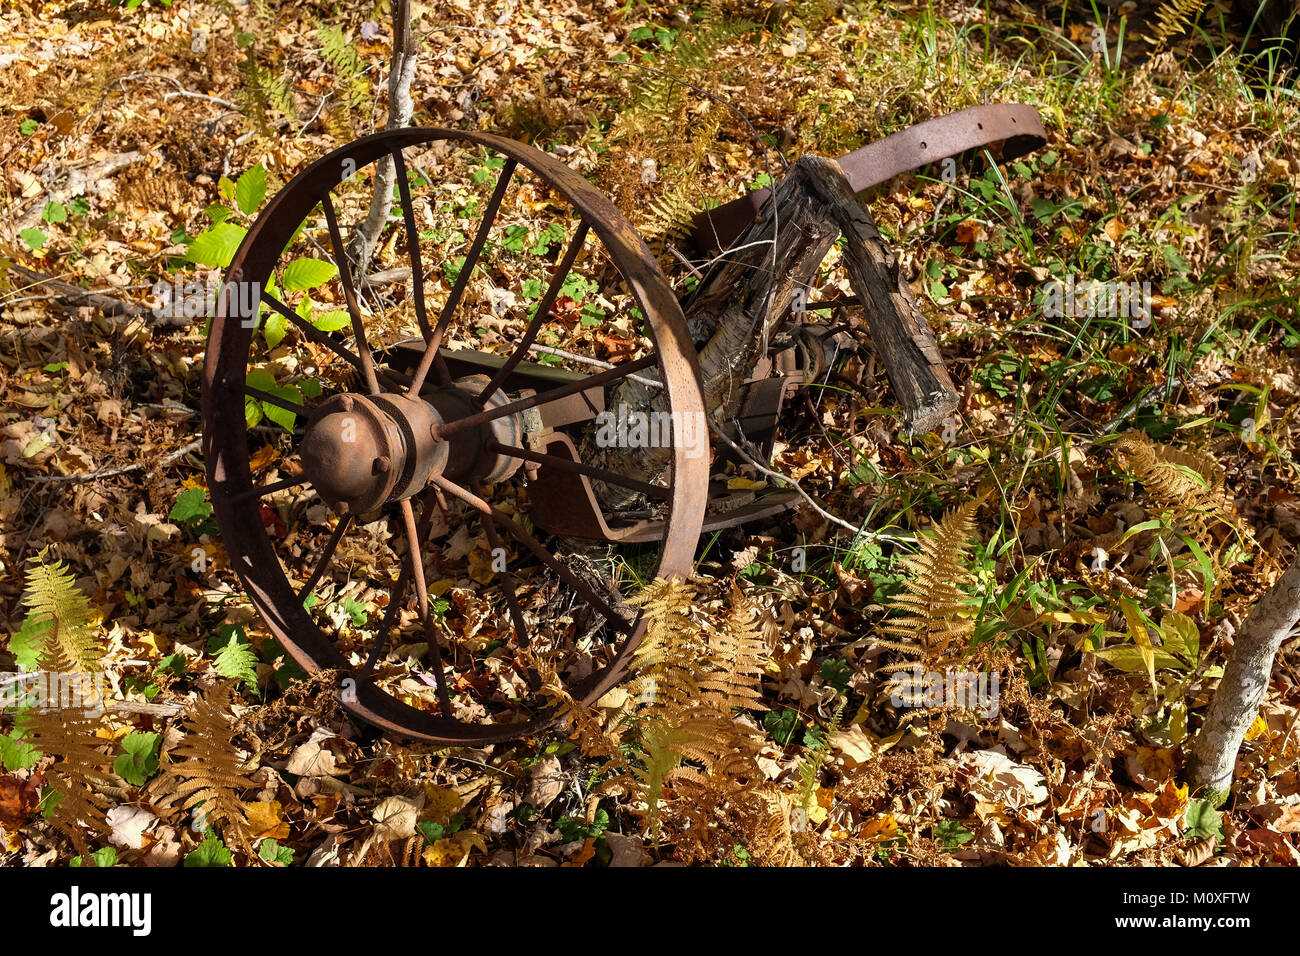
[242,384,308,419]
[296,514,353,603]
[488,441,669,501]
[390,148,432,341]
[407,157,518,396]
[320,193,381,395]
[229,475,306,504]
[436,352,659,441]
[263,290,408,389]
[399,498,454,718]
[428,474,631,632]
[478,220,590,401]
[362,562,411,675]
[262,290,364,372]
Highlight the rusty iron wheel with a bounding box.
[202,129,709,744]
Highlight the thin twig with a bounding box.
[28,439,201,484]
[707,419,868,538]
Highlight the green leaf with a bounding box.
[235,164,267,215]
[185,830,233,867]
[8,613,48,671]
[340,597,368,627]
[1093,646,1185,674]
[311,309,351,332]
[281,257,338,293]
[0,731,41,772]
[1159,611,1200,665]
[245,368,302,431]
[763,708,802,746]
[258,837,294,865]
[263,309,287,349]
[20,118,40,136]
[70,847,118,868]
[20,228,47,251]
[168,487,213,524]
[218,175,237,202]
[42,202,67,224]
[156,652,187,677]
[113,731,161,786]
[205,203,234,224]
[1184,798,1223,841]
[187,222,248,268]
[934,819,975,850]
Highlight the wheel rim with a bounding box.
[202,128,708,744]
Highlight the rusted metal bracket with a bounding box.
[689,103,1047,253]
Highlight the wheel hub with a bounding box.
[299,375,523,515]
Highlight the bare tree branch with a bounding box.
[1189,557,1300,796]
[350,0,420,278]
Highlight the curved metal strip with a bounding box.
[690,103,1048,252]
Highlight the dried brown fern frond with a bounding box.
[528,650,624,762]
[20,552,104,674]
[698,586,771,714]
[641,179,702,252]
[151,683,257,855]
[627,577,706,720]
[1151,0,1209,46]
[23,707,113,855]
[1111,430,1249,547]
[749,790,804,866]
[875,497,982,667]
[631,712,755,830]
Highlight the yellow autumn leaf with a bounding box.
[246,800,291,840]
[467,548,495,585]
[248,444,280,473]
[1120,597,1157,691]
[422,830,485,867]
[726,477,768,491]
[1244,713,1269,741]
[1043,610,1108,626]
[421,784,462,825]
[860,813,899,843]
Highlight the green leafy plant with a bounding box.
[257,837,294,866]
[1184,798,1223,842]
[70,846,118,867]
[169,487,213,528]
[113,732,162,787]
[185,829,233,867]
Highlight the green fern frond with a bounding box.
[795,702,842,813]
[318,25,371,135]
[212,633,259,690]
[19,553,104,674]
[239,54,296,134]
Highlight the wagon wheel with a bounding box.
[202,129,709,744]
